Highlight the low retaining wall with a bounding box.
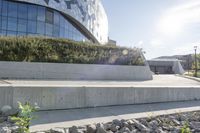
[1,86,200,110]
[0,61,152,80]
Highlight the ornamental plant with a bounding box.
[0,37,145,66]
[11,102,39,133]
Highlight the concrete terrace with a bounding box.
[0,75,200,132]
[0,75,200,87]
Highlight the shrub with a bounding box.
[0,37,145,65]
[11,102,39,133]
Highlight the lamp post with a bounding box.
[194,46,198,77]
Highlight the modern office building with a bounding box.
[0,0,108,44]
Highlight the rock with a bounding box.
[132,119,150,132]
[122,121,129,128]
[149,120,159,130]
[0,127,12,133]
[9,126,19,133]
[110,124,120,132]
[69,126,79,133]
[1,106,12,116]
[96,123,107,133]
[118,127,130,133]
[179,114,188,121]
[112,119,122,127]
[0,117,7,123]
[127,120,134,125]
[50,128,65,133]
[86,124,96,133]
[190,121,200,129]
[103,123,112,130]
[172,119,180,126]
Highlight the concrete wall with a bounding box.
[1,86,200,110]
[0,61,152,80]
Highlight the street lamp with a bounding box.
[194,46,198,77]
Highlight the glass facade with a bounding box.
[0,0,89,42]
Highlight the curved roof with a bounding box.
[13,0,108,44]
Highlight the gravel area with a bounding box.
[2,111,200,133]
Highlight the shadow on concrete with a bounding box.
[31,100,200,126]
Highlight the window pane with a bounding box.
[0,17,1,30]
[2,1,8,16]
[7,17,17,31]
[28,21,36,33]
[60,16,65,28]
[53,25,59,37]
[60,27,65,38]
[1,30,7,36]
[54,11,60,25]
[37,7,45,21]
[0,1,2,15]
[46,9,53,24]
[7,31,16,36]
[2,17,7,30]
[8,2,17,18]
[28,5,37,20]
[18,19,27,32]
[17,32,26,36]
[37,21,45,34]
[18,3,28,19]
[45,23,53,36]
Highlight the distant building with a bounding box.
[147,59,185,74]
[108,38,117,46]
[156,54,193,70]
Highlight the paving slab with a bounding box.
[30,100,200,132]
[1,75,200,87]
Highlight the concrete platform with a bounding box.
[0,75,200,110]
[1,75,200,87]
[30,100,200,132]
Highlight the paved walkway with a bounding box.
[1,75,200,87]
[30,100,200,132]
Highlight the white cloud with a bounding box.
[158,0,200,35]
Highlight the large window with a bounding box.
[18,3,28,19]
[18,19,27,32]
[46,9,53,24]
[0,0,89,42]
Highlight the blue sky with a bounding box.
[102,0,200,59]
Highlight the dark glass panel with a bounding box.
[0,0,2,15]
[1,30,7,35]
[17,32,26,36]
[28,21,36,33]
[8,2,17,18]
[60,26,65,38]
[2,16,7,30]
[18,3,28,19]
[7,17,17,31]
[45,23,53,36]
[54,11,59,25]
[37,21,45,34]
[53,25,59,37]
[2,1,8,16]
[18,19,27,32]
[7,30,16,36]
[37,7,45,21]
[0,16,1,29]
[28,5,37,20]
[59,15,65,28]
[46,9,53,24]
